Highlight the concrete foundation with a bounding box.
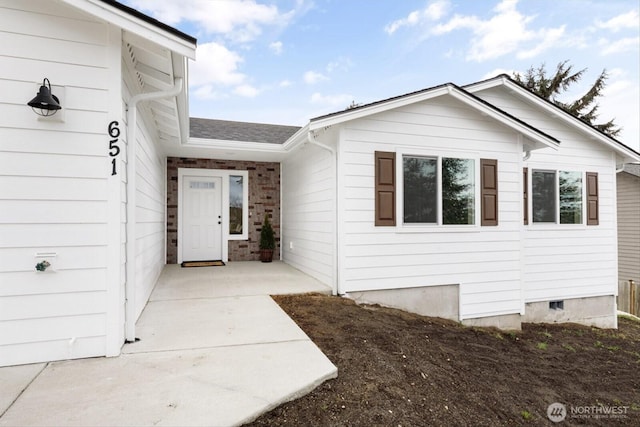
[522,295,617,328]
[346,284,459,322]
[462,313,522,330]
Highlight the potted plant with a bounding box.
[259,214,275,262]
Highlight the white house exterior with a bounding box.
[279,77,640,330]
[2,1,639,369]
[0,0,196,367]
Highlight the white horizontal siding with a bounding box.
[0,0,113,366]
[338,96,524,320]
[617,171,640,284]
[475,87,619,302]
[282,142,335,287]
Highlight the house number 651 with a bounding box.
[108,120,121,176]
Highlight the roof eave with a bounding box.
[60,0,197,59]
[187,137,287,154]
[282,124,311,150]
[466,75,640,162]
[446,86,559,151]
[309,86,452,129]
[309,83,558,151]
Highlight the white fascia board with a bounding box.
[447,88,559,151]
[187,137,287,154]
[467,77,640,162]
[282,123,310,151]
[310,86,451,128]
[60,0,196,59]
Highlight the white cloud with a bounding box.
[596,10,640,33]
[192,84,222,100]
[190,42,262,101]
[310,92,353,108]
[598,36,640,55]
[279,80,293,87]
[125,0,298,42]
[385,0,450,34]
[190,42,246,87]
[517,25,565,59]
[269,41,283,55]
[304,71,329,84]
[431,0,565,62]
[234,84,260,97]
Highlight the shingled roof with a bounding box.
[190,118,301,145]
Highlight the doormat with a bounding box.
[181,260,226,268]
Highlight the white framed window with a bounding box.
[530,169,584,225]
[401,154,477,227]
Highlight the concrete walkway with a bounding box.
[0,262,337,426]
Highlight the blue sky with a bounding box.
[123,0,640,150]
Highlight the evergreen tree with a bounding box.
[512,60,620,138]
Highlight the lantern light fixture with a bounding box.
[27,78,62,117]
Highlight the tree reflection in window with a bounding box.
[229,175,243,234]
[560,171,582,224]
[403,156,475,225]
[442,158,475,225]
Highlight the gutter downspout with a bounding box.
[308,129,339,296]
[125,77,184,342]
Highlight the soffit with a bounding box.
[123,31,186,146]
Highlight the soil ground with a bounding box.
[247,293,640,426]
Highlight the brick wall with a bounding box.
[167,157,280,263]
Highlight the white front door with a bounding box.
[182,176,223,261]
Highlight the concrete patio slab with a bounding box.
[0,262,338,426]
[151,261,332,301]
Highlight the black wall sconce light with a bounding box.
[27,78,62,117]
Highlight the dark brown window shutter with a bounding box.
[375,151,396,226]
[481,159,498,226]
[523,167,528,225]
[586,172,599,225]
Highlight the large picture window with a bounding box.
[531,169,584,224]
[403,155,475,225]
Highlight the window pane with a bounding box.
[442,158,475,225]
[403,156,437,223]
[559,171,582,224]
[532,170,556,223]
[229,175,243,234]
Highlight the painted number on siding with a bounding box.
[108,120,121,176]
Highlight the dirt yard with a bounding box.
[247,293,640,426]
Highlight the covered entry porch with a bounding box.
[0,262,336,426]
